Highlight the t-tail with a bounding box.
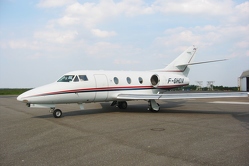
[157,45,227,77]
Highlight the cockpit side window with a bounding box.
[57,75,75,82]
[79,75,88,81]
[73,76,79,82]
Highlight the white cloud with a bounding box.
[155,27,203,51]
[235,1,249,13]
[114,59,139,65]
[91,29,117,38]
[117,0,154,16]
[84,42,121,58]
[57,16,80,26]
[0,40,39,50]
[34,30,78,44]
[5,0,249,57]
[236,41,249,49]
[60,1,119,28]
[8,40,29,49]
[41,0,248,38]
[154,0,233,15]
[37,0,76,8]
[153,23,249,60]
[246,50,249,57]
[165,25,249,46]
[51,0,154,28]
[233,1,249,23]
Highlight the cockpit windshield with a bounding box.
[57,75,75,82]
[57,75,89,82]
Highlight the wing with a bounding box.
[117,92,248,100]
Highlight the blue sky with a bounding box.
[0,0,248,88]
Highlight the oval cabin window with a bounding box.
[127,77,131,84]
[138,77,143,84]
[114,77,119,84]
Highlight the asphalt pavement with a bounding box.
[0,95,249,166]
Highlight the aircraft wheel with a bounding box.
[148,103,160,112]
[53,109,62,118]
[150,107,160,112]
[148,106,160,112]
[118,101,127,109]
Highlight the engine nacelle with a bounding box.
[150,74,160,87]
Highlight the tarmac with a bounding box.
[0,95,249,166]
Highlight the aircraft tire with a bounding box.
[53,109,62,118]
[148,103,160,112]
[149,107,160,112]
[118,101,127,109]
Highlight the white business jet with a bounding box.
[17,46,247,118]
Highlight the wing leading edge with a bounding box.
[117,92,248,100]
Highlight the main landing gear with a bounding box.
[111,100,160,112]
[111,101,128,109]
[148,100,160,112]
[50,108,62,118]
[50,100,161,118]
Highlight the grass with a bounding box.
[0,89,31,95]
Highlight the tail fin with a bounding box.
[163,46,197,76]
[157,45,227,76]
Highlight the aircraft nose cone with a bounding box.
[17,93,29,103]
[17,94,25,102]
[17,95,22,101]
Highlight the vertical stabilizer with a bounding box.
[163,46,197,76]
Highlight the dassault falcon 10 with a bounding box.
[17,46,248,118]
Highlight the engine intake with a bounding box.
[150,74,160,87]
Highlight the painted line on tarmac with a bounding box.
[208,101,249,105]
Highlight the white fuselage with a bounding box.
[17,70,189,104]
[17,46,245,119]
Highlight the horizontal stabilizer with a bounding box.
[176,59,227,67]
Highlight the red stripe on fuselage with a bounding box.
[28,84,186,98]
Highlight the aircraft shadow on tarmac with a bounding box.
[34,101,186,119]
[34,100,249,120]
[33,100,249,131]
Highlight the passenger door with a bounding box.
[94,74,108,102]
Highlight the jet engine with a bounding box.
[150,74,160,87]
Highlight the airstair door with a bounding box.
[94,74,108,101]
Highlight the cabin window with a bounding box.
[74,76,79,82]
[79,75,88,81]
[57,75,75,82]
[114,77,119,84]
[138,77,143,84]
[127,77,131,84]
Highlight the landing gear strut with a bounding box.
[148,100,160,112]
